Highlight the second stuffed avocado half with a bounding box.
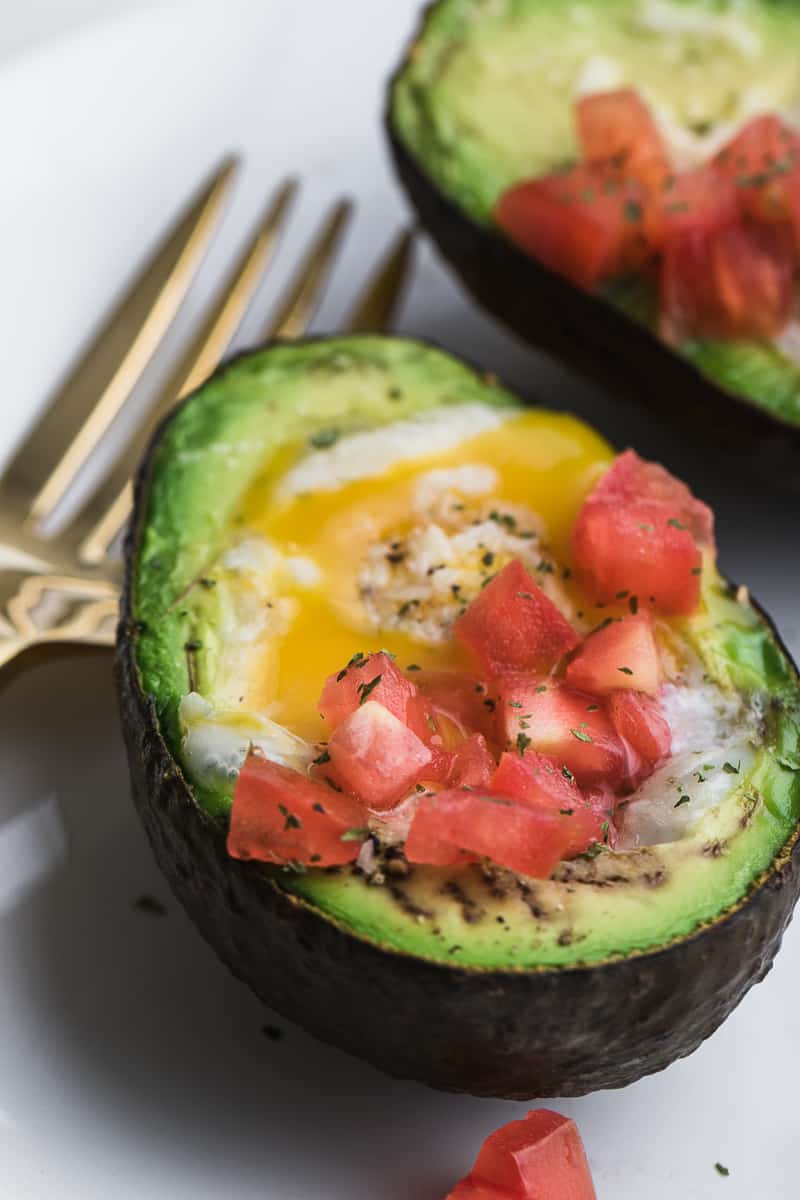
[117,335,800,1098]
[388,0,800,469]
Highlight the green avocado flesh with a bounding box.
[133,335,800,970]
[391,0,800,425]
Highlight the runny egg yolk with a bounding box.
[240,409,613,741]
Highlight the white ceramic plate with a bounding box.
[0,3,798,1197]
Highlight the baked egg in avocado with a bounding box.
[117,335,800,1097]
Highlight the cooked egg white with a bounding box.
[178,401,755,849]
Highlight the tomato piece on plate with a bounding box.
[643,165,738,249]
[661,220,794,342]
[227,755,364,867]
[445,1180,516,1200]
[319,651,425,731]
[576,87,669,185]
[454,560,579,676]
[405,788,574,878]
[714,114,800,230]
[572,449,713,615]
[328,701,433,810]
[490,750,612,855]
[565,615,661,696]
[415,668,497,741]
[472,1109,596,1198]
[495,678,628,788]
[609,691,671,766]
[494,165,650,289]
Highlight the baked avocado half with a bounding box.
[387,0,800,475]
[116,335,800,1098]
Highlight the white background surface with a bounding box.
[0,3,798,1197]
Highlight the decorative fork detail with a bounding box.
[0,158,413,675]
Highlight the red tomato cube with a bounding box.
[490,750,612,855]
[319,651,425,731]
[405,788,574,878]
[572,450,714,615]
[643,164,738,249]
[227,756,365,868]
[609,691,671,766]
[446,1180,516,1200]
[661,220,794,342]
[714,114,800,230]
[565,615,661,696]
[496,677,628,789]
[428,734,497,790]
[328,701,433,810]
[472,1109,596,1198]
[415,668,497,741]
[576,87,670,185]
[454,560,579,676]
[494,165,650,289]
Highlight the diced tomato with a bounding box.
[643,165,738,249]
[427,734,497,790]
[454,560,579,676]
[661,219,794,342]
[586,449,713,544]
[576,87,670,186]
[495,677,628,789]
[572,449,714,615]
[471,1109,596,1199]
[445,1180,515,1200]
[415,668,497,741]
[565,615,661,696]
[609,691,671,766]
[490,750,612,855]
[319,651,427,734]
[227,755,364,868]
[327,701,433,811]
[714,114,800,232]
[494,165,650,289]
[405,787,576,878]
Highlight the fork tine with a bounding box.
[345,229,414,334]
[264,199,353,340]
[75,181,299,567]
[15,156,239,532]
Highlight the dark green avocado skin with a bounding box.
[115,345,800,1099]
[385,44,800,487]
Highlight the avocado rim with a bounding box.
[114,336,800,1098]
[384,1,800,485]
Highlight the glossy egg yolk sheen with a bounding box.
[240,410,613,741]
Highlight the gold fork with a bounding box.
[0,157,413,674]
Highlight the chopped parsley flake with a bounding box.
[722,761,740,775]
[674,795,691,808]
[309,427,340,449]
[516,732,532,756]
[562,766,575,782]
[341,828,369,843]
[357,674,383,705]
[312,750,331,766]
[617,666,634,676]
[714,1163,730,1178]
[667,517,687,530]
[571,728,593,743]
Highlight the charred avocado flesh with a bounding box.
[389,0,800,436]
[118,335,800,1096]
